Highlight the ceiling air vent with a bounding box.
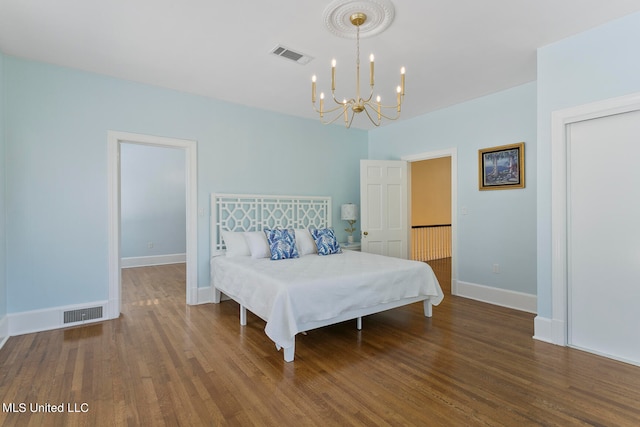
[271,45,313,65]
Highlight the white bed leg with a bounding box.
[213,288,221,303]
[423,299,433,317]
[283,341,295,362]
[356,317,362,330]
[239,305,247,326]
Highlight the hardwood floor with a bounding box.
[1,262,640,426]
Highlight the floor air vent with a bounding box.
[270,45,313,65]
[64,306,103,324]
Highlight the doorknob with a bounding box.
[363,231,368,236]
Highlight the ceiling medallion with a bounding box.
[323,0,396,39]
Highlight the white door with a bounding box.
[567,110,640,365]
[360,160,408,258]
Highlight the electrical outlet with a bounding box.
[148,242,154,249]
[492,264,500,274]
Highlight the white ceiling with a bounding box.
[2,0,640,130]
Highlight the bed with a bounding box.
[210,193,444,362]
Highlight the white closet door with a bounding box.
[568,109,640,366]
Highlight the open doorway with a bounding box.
[410,157,452,294]
[120,143,186,267]
[120,143,187,304]
[403,149,458,295]
[107,131,198,320]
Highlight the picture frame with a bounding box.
[478,142,525,190]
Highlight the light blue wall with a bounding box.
[4,56,367,313]
[8,9,638,318]
[120,143,186,258]
[369,82,537,294]
[536,11,640,317]
[0,52,6,319]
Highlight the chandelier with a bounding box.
[311,12,405,128]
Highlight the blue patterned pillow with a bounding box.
[264,228,299,260]
[309,227,342,256]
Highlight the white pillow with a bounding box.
[244,231,271,258]
[295,228,317,256]
[221,230,250,257]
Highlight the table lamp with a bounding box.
[341,203,358,244]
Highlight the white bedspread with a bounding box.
[211,250,443,350]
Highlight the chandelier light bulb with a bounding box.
[369,54,375,86]
[311,75,317,102]
[331,59,336,91]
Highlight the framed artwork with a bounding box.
[478,142,525,190]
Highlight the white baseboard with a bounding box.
[533,316,553,343]
[197,286,214,304]
[121,254,186,268]
[0,315,8,350]
[533,316,567,346]
[5,286,210,340]
[456,281,537,313]
[8,300,113,336]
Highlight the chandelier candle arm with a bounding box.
[343,99,348,125]
[312,90,352,116]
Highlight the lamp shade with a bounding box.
[341,203,358,221]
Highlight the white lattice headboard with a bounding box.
[210,193,332,254]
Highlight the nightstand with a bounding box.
[341,242,361,251]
